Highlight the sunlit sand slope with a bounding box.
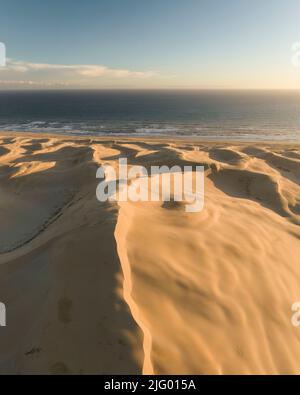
[0,132,299,374]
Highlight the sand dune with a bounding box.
[0,132,300,374]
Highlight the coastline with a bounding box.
[1,130,300,146]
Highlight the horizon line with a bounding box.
[1,87,300,92]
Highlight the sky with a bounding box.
[0,0,300,89]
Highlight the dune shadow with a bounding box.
[0,140,142,374]
[0,146,10,158]
[242,147,300,186]
[209,148,245,165]
[208,168,288,218]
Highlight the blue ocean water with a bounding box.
[0,90,300,141]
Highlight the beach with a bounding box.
[0,131,300,374]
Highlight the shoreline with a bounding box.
[1,130,300,146]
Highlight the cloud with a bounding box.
[2,59,156,80]
[0,79,69,87]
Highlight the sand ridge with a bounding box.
[0,133,300,374]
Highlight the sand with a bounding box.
[0,131,300,374]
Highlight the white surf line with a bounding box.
[114,202,154,375]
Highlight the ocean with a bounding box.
[0,90,300,141]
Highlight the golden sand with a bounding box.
[0,132,300,374]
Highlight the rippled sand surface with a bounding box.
[0,132,300,374]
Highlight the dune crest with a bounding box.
[0,132,299,374]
